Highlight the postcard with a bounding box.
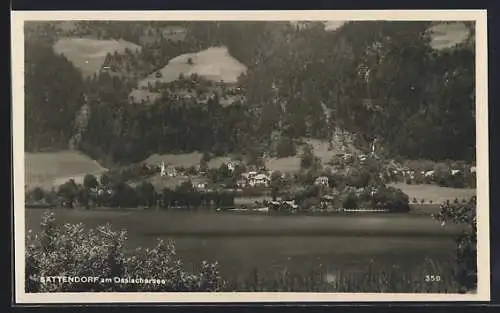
[11,9,489,303]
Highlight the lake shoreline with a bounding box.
[25,207,465,238]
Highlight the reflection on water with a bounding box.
[26,209,458,279]
[168,235,455,278]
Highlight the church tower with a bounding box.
[160,162,166,177]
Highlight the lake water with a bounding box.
[25,208,460,280]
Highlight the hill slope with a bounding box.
[25,151,107,189]
[140,46,246,85]
[25,21,476,167]
[53,37,142,78]
[130,46,247,104]
[428,22,471,50]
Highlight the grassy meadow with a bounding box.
[428,22,471,50]
[137,46,246,86]
[264,137,358,173]
[130,46,247,103]
[25,151,107,190]
[388,182,476,204]
[143,152,203,168]
[53,37,142,78]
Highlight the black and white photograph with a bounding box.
[12,10,489,303]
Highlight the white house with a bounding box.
[359,154,368,161]
[451,169,461,176]
[194,182,208,191]
[424,170,435,177]
[242,171,257,179]
[314,176,329,187]
[268,200,298,210]
[248,173,270,187]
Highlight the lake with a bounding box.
[25,208,462,281]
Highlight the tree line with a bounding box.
[26,173,236,210]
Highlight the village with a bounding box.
[25,141,477,215]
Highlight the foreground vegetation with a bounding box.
[26,199,476,293]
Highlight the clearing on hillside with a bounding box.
[129,46,247,104]
[323,21,346,31]
[427,22,470,50]
[301,138,361,165]
[53,38,142,78]
[143,152,203,168]
[138,46,247,86]
[265,157,302,173]
[25,151,107,190]
[265,136,362,174]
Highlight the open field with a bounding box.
[53,37,142,78]
[265,137,360,173]
[302,138,358,164]
[312,21,470,50]
[138,46,247,86]
[302,138,334,165]
[26,208,460,280]
[207,156,233,169]
[323,21,346,31]
[130,46,247,104]
[25,151,107,190]
[428,22,470,50]
[388,182,476,204]
[265,156,302,173]
[143,152,202,168]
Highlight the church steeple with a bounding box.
[160,162,166,177]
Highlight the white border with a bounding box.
[12,10,490,304]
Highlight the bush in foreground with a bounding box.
[26,212,225,292]
[433,197,477,293]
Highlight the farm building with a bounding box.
[248,173,271,187]
[191,177,210,191]
[314,176,329,187]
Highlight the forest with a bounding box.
[25,21,476,166]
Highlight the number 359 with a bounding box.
[425,275,441,282]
